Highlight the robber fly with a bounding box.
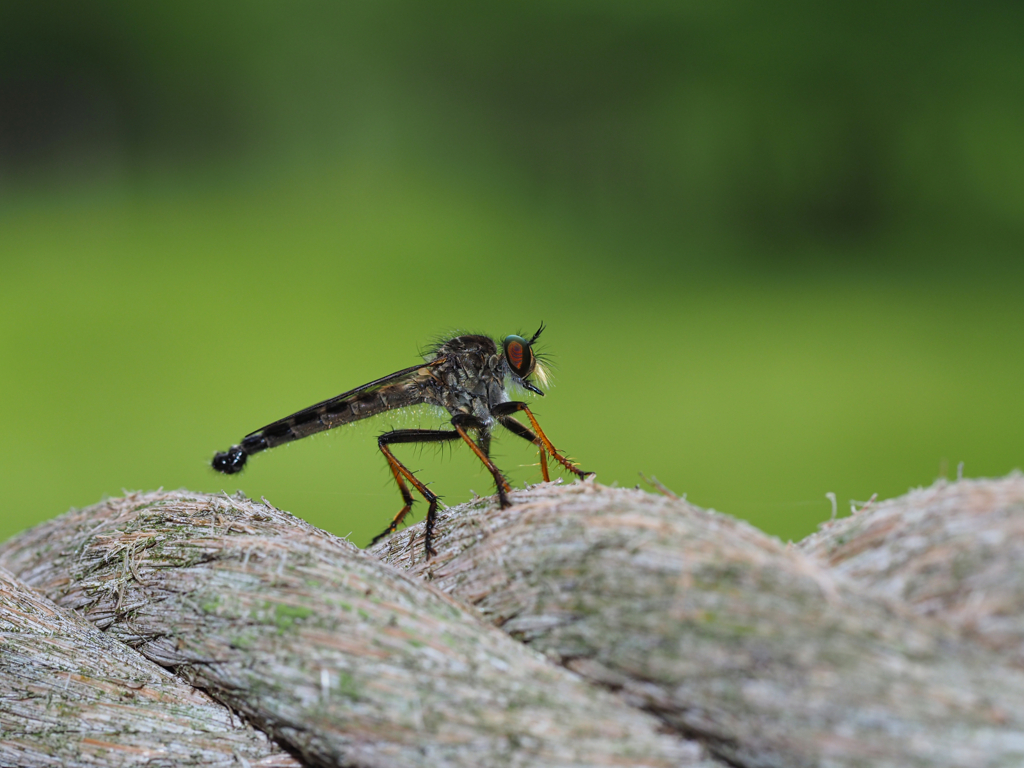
[212,324,589,556]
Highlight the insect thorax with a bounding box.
[428,335,508,422]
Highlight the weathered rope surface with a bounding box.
[3,474,1024,767]
[0,566,297,767]
[374,475,1024,768]
[0,489,708,768]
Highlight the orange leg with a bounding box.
[453,422,512,507]
[373,448,417,540]
[493,402,590,480]
[538,446,550,482]
[372,428,459,557]
[496,414,551,482]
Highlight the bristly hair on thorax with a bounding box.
[418,328,479,360]
[419,328,552,392]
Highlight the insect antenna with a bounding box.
[528,322,546,344]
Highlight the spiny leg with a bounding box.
[492,401,591,480]
[475,428,492,460]
[375,455,416,538]
[372,428,459,557]
[450,414,512,508]
[496,415,550,482]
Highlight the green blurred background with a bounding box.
[2,1,1022,547]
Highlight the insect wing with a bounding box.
[247,360,441,439]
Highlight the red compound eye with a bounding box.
[508,341,523,368]
[502,334,534,378]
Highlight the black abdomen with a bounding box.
[211,433,268,474]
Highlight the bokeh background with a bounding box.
[2,1,1022,546]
